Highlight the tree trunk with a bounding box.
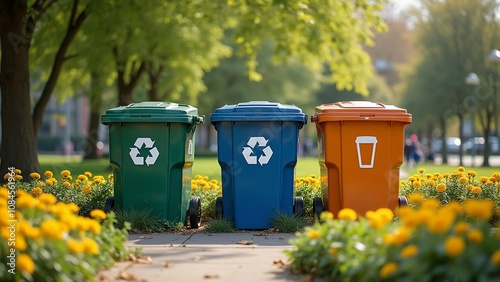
[458,114,464,166]
[0,0,40,180]
[83,71,104,160]
[32,1,87,138]
[440,115,448,164]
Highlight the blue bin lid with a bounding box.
[210,101,307,124]
[101,101,204,124]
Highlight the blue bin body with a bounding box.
[210,101,307,229]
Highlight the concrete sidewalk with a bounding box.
[97,231,310,282]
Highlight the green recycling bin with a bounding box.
[101,102,204,228]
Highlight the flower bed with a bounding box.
[1,169,131,282]
[286,167,500,281]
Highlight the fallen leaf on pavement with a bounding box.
[236,240,253,245]
[128,254,153,264]
[117,272,137,281]
[164,262,173,268]
[253,232,269,236]
[273,259,286,266]
[203,274,220,279]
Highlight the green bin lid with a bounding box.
[101,102,204,124]
[210,101,307,124]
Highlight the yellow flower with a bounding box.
[17,253,35,274]
[465,199,494,220]
[407,193,424,204]
[16,195,37,208]
[61,170,71,178]
[67,202,79,213]
[45,179,53,186]
[83,186,91,194]
[392,227,411,246]
[418,168,425,174]
[320,211,334,220]
[31,187,43,196]
[457,166,465,172]
[82,238,99,254]
[412,181,422,189]
[379,262,398,278]
[41,219,64,239]
[400,245,419,259]
[408,176,416,182]
[427,210,454,234]
[38,193,57,205]
[467,171,477,177]
[454,221,470,234]
[472,186,482,194]
[108,174,114,180]
[426,179,436,186]
[14,175,23,181]
[466,184,473,191]
[14,235,27,251]
[30,172,41,180]
[90,209,107,220]
[421,198,440,210]
[14,169,22,174]
[88,219,101,234]
[436,183,446,193]
[78,174,89,182]
[467,229,483,244]
[338,208,357,221]
[375,208,394,223]
[63,181,71,188]
[368,213,386,230]
[84,171,92,178]
[459,177,468,184]
[67,238,84,254]
[480,176,488,183]
[306,229,321,240]
[44,170,53,178]
[491,250,500,265]
[444,236,465,257]
[328,247,340,255]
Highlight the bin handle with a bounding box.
[311,115,318,123]
[187,115,205,132]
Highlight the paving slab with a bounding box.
[97,232,312,282]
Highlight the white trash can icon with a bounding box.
[355,136,377,168]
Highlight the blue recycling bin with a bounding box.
[210,101,307,229]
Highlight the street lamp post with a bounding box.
[487,49,500,138]
[465,72,480,167]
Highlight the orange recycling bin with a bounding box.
[311,101,412,217]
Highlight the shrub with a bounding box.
[286,197,500,281]
[399,167,500,206]
[6,169,113,217]
[272,212,306,233]
[204,218,235,233]
[190,175,221,220]
[0,186,132,282]
[294,176,322,217]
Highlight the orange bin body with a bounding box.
[312,101,412,216]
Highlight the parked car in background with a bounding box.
[432,137,461,155]
[462,136,500,155]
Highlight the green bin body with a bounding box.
[101,102,203,224]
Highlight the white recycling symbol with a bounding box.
[129,137,160,166]
[242,137,273,166]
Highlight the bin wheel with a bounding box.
[189,196,202,229]
[215,196,223,219]
[312,197,323,219]
[398,196,408,207]
[293,196,304,217]
[104,196,114,213]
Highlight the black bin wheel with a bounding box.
[215,196,223,219]
[398,196,408,207]
[312,197,323,219]
[189,196,202,229]
[104,196,114,213]
[293,196,304,217]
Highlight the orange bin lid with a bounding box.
[313,101,412,124]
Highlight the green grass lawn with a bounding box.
[38,154,499,181]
